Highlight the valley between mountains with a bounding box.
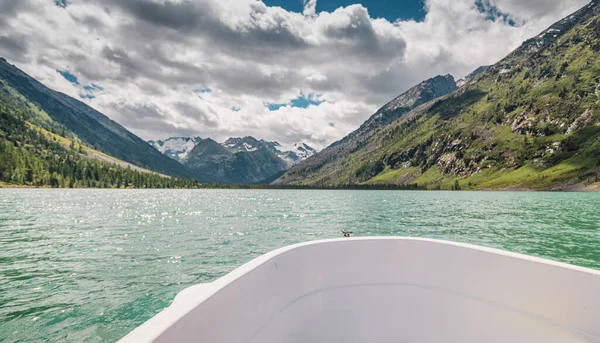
[149,137,316,184]
[1,1,600,190]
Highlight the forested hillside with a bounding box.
[0,58,195,179]
[0,80,199,189]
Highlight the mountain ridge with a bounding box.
[276,73,463,185]
[275,0,600,191]
[0,68,200,188]
[182,137,289,184]
[0,58,195,179]
[456,66,488,87]
[149,135,316,183]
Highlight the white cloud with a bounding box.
[303,0,318,17]
[0,0,590,149]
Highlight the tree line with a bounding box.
[196,183,425,190]
[0,107,428,191]
[0,108,201,189]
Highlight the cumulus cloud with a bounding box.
[0,0,589,149]
[304,0,318,16]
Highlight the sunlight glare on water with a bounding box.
[0,189,599,342]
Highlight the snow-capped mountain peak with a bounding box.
[223,136,262,152]
[281,142,316,158]
[148,136,202,162]
[223,137,316,166]
[294,142,317,158]
[272,142,317,166]
[150,135,317,168]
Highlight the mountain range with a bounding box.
[1,1,600,190]
[0,55,313,186]
[149,136,316,184]
[276,0,600,191]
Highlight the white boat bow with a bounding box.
[118,237,600,343]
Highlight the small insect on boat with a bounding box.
[118,237,600,343]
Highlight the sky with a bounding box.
[0,0,590,149]
[263,0,427,22]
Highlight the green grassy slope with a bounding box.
[273,75,460,186]
[0,78,200,188]
[278,1,600,191]
[0,58,195,179]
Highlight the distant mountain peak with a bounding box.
[223,136,316,166]
[223,136,263,152]
[275,142,317,166]
[150,134,317,183]
[148,136,203,162]
[295,142,317,154]
[183,136,286,184]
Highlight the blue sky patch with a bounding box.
[58,70,79,85]
[55,0,68,8]
[262,0,426,22]
[58,70,104,101]
[194,86,212,94]
[266,93,325,111]
[231,106,241,112]
[291,93,325,108]
[267,103,285,111]
[79,83,104,101]
[83,83,104,92]
[475,0,517,26]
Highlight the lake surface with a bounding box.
[1,189,599,342]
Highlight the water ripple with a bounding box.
[0,189,599,342]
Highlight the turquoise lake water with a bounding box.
[1,189,599,342]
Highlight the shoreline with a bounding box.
[1,183,599,192]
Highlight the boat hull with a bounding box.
[118,238,600,342]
